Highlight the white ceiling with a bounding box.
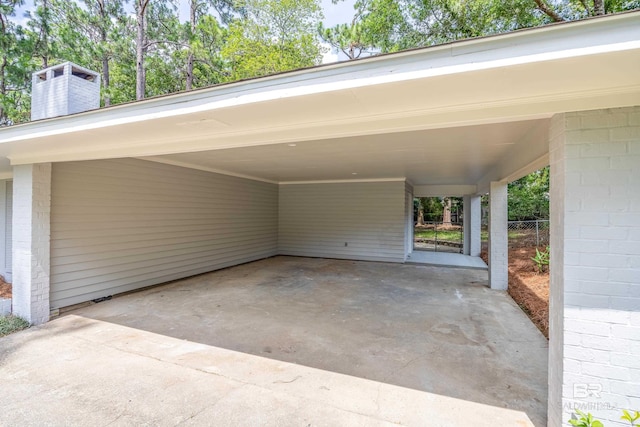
[148,119,549,185]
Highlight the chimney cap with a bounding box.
[33,61,99,81]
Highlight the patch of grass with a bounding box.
[416,229,522,242]
[0,315,30,337]
[414,229,463,241]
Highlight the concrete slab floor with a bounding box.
[0,256,548,426]
[406,250,488,269]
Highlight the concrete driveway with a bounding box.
[1,256,548,426]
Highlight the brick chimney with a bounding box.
[31,62,100,121]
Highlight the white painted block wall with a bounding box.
[463,195,481,257]
[0,180,7,281]
[489,182,508,290]
[549,106,640,427]
[12,164,51,325]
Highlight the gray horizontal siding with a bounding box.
[279,181,405,262]
[50,158,278,309]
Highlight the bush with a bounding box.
[531,246,550,273]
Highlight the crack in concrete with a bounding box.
[273,375,302,384]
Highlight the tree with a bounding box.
[184,0,239,91]
[349,0,638,52]
[532,0,631,21]
[186,0,236,90]
[26,0,56,68]
[51,0,127,106]
[222,0,324,81]
[134,0,151,100]
[442,197,452,225]
[1,0,33,126]
[319,0,406,58]
[415,197,446,223]
[508,166,549,221]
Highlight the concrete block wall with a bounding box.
[549,106,640,426]
[0,298,10,316]
[463,195,481,257]
[488,182,508,290]
[548,112,567,427]
[12,163,51,325]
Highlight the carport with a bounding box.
[0,12,638,427]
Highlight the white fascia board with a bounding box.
[1,12,639,146]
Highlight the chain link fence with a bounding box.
[417,219,549,253]
[507,220,549,248]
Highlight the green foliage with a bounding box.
[333,0,639,52]
[0,0,33,125]
[622,410,640,427]
[509,167,549,221]
[319,0,406,58]
[0,314,30,337]
[569,410,604,427]
[222,0,324,81]
[414,197,462,223]
[568,409,640,427]
[531,246,550,273]
[188,15,228,88]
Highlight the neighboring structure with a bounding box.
[0,13,638,427]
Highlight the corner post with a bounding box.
[488,181,508,290]
[12,163,51,325]
[463,195,481,257]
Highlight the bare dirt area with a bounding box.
[481,247,549,338]
[0,278,11,299]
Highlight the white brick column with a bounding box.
[548,107,640,427]
[463,195,481,257]
[12,163,51,325]
[488,182,508,290]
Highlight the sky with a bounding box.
[13,0,355,63]
[14,0,356,25]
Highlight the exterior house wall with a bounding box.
[49,158,278,309]
[549,106,640,426]
[278,181,406,263]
